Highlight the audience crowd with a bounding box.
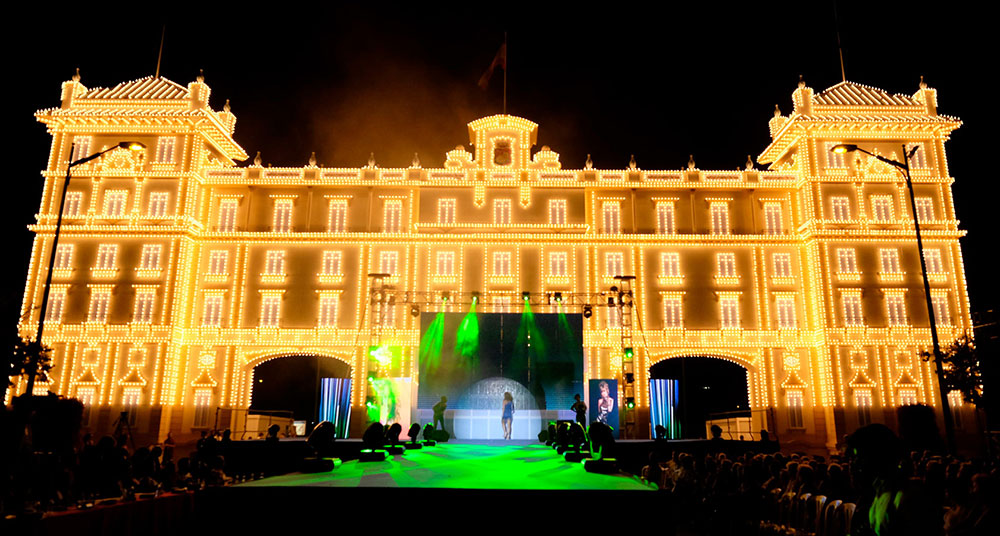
[641,424,998,535]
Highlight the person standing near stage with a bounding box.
[501,392,515,440]
[571,394,587,428]
[433,396,448,433]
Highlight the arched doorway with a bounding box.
[649,356,750,439]
[249,354,352,427]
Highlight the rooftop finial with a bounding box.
[745,155,754,171]
[628,154,637,171]
[585,153,593,170]
[368,152,376,169]
[253,151,262,166]
[197,69,205,83]
[688,154,696,170]
[72,67,80,82]
[773,104,781,117]
[223,99,231,113]
[798,74,805,89]
[412,152,420,168]
[919,75,927,89]
[308,151,317,167]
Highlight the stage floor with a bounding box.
[236,441,654,491]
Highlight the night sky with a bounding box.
[5,4,994,333]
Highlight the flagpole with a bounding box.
[503,31,507,115]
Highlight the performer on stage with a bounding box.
[501,392,514,440]
[433,396,448,433]
[597,381,614,425]
[571,394,587,428]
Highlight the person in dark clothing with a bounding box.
[432,396,447,433]
[571,394,587,428]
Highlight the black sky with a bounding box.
[5,3,994,331]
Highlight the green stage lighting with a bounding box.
[623,347,634,360]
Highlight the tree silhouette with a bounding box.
[6,333,52,389]
[925,334,982,406]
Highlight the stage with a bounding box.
[198,440,656,527]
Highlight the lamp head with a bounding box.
[831,144,857,154]
[118,141,146,152]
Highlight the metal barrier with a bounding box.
[214,408,295,439]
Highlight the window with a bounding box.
[218,199,238,232]
[915,197,935,222]
[264,251,285,275]
[493,252,511,276]
[826,143,846,168]
[203,296,224,326]
[907,143,927,169]
[122,388,141,426]
[147,192,170,217]
[328,199,348,232]
[710,202,730,235]
[879,249,901,274]
[717,253,737,278]
[886,295,907,326]
[855,390,873,427]
[899,389,918,406]
[383,200,402,232]
[773,253,793,278]
[64,192,83,217]
[549,199,567,225]
[871,196,894,221]
[208,251,228,275]
[318,295,339,328]
[260,294,282,327]
[273,199,293,232]
[663,296,683,328]
[550,252,568,277]
[494,199,511,225]
[95,245,118,271]
[764,203,783,235]
[133,292,156,323]
[155,137,176,163]
[71,136,92,162]
[88,290,111,323]
[321,251,342,276]
[55,244,74,270]
[602,202,621,233]
[661,253,681,278]
[837,248,858,274]
[932,294,952,326]
[45,290,66,323]
[438,199,456,225]
[436,251,455,276]
[720,296,740,329]
[924,249,944,274]
[379,251,398,276]
[605,252,624,279]
[139,245,162,270]
[786,391,804,428]
[656,202,675,234]
[830,197,851,221]
[193,389,212,427]
[842,293,864,326]
[776,296,797,329]
[104,190,128,217]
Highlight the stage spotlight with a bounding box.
[471,291,480,304]
[441,291,450,302]
[583,305,592,318]
[607,296,616,306]
[625,397,635,409]
[553,292,562,303]
[609,286,618,293]
[410,304,420,317]
[623,347,634,360]
[387,295,396,306]
[522,291,530,301]
[625,372,635,384]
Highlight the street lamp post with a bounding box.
[831,143,956,453]
[24,141,145,396]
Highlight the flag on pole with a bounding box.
[478,43,507,90]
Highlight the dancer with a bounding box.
[501,392,514,439]
[432,396,447,433]
[571,394,587,428]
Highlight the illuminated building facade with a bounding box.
[13,72,972,451]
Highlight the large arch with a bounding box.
[241,351,354,426]
[647,351,758,439]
